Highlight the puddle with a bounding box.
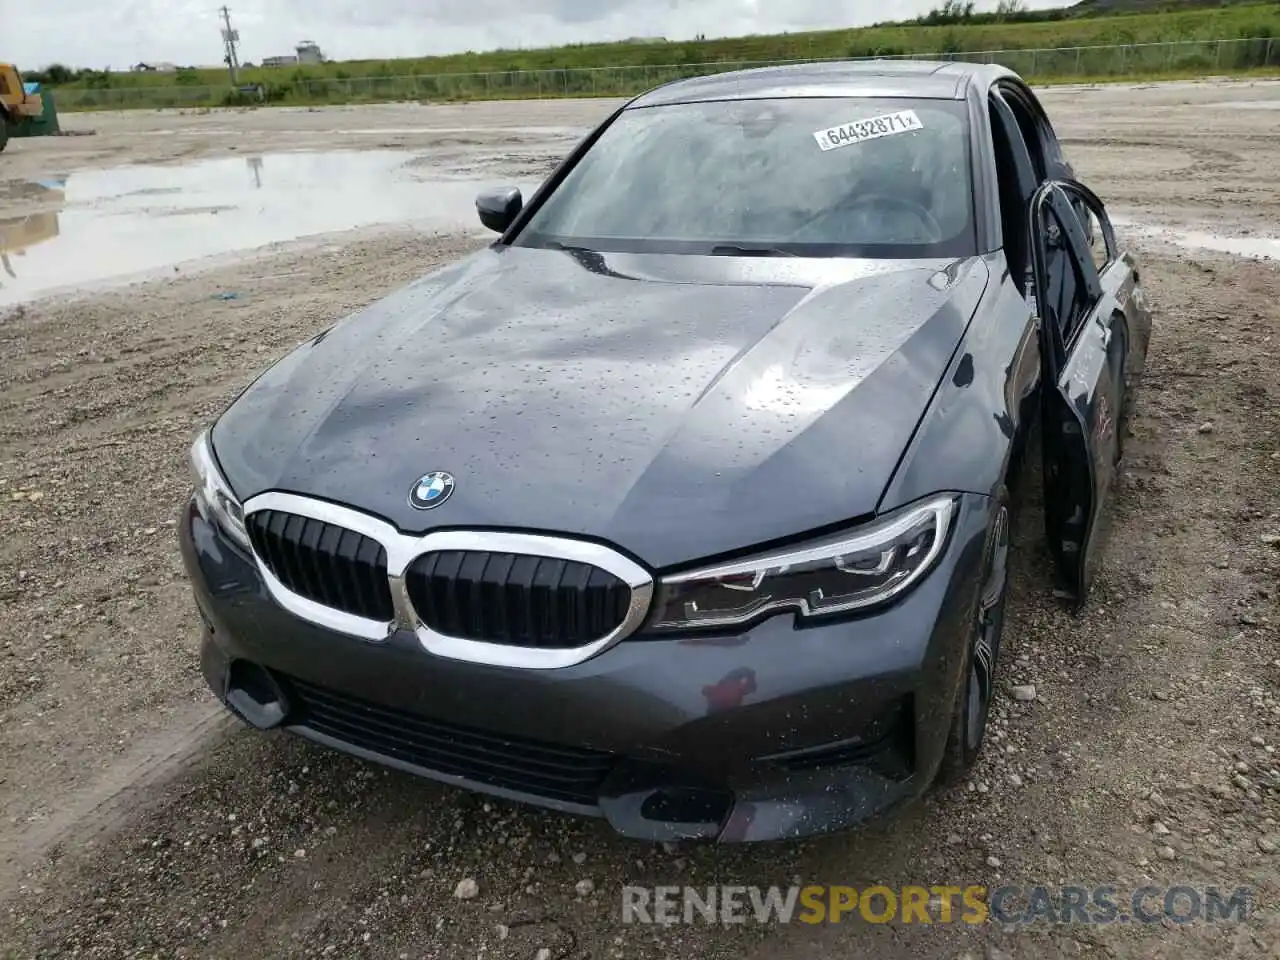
[0,151,536,305]
[1156,230,1280,260]
[1113,215,1280,261]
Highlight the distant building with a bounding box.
[132,61,178,72]
[295,41,324,64]
[260,41,324,70]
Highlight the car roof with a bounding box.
[629,59,1011,108]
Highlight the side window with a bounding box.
[1089,224,1110,274]
[988,94,1039,284]
[1018,86,1067,170]
[0,73,9,96]
[1000,91,1048,184]
[1034,187,1102,344]
[1081,184,1118,275]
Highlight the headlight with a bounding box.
[646,495,958,633]
[189,429,251,552]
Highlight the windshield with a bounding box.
[514,97,976,259]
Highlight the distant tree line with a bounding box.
[913,0,1071,26]
[22,63,208,88]
[20,63,83,85]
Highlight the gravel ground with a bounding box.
[1,81,1278,959]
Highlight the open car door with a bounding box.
[1028,180,1147,606]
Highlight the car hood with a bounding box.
[213,245,989,569]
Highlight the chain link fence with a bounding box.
[54,37,1279,111]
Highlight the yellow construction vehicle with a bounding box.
[1,64,61,153]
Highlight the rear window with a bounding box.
[515,96,975,259]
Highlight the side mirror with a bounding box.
[476,187,523,234]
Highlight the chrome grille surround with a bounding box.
[241,491,654,670]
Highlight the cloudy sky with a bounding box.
[19,0,1067,70]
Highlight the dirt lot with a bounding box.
[1,80,1279,959]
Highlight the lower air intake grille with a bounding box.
[405,551,632,649]
[286,676,615,806]
[246,510,394,621]
[765,699,914,781]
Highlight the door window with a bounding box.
[1034,203,1095,345]
[997,82,1065,182]
[1024,181,1116,350]
[988,95,1039,284]
[1002,93,1047,183]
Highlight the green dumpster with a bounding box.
[15,82,61,137]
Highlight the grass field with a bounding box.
[46,2,1280,110]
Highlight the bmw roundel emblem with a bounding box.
[409,471,456,510]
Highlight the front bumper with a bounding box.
[179,492,994,843]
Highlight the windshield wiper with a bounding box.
[709,244,797,258]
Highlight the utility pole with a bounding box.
[219,6,241,85]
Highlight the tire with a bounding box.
[935,497,1011,786]
[0,112,9,154]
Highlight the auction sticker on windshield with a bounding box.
[813,110,924,152]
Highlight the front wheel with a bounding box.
[0,112,10,154]
[935,501,1010,786]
